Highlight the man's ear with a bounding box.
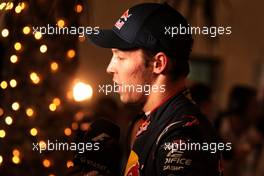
[152,52,168,74]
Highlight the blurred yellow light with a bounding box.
[0,108,4,116]
[49,174,55,176]
[30,72,40,84]
[1,28,9,37]
[64,128,72,136]
[39,141,46,149]
[12,156,20,164]
[53,98,61,106]
[0,81,8,89]
[26,108,34,117]
[22,26,30,35]
[15,5,22,13]
[71,122,78,130]
[75,4,83,13]
[66,160,74,168]
[12,149,20,156]
[5,2,13,10]
[50,62,59,72]
[0,130,6,138]
[43,159,51,168]
[57,19,65,28]
[30,128,38,136]
[14,42,22,51]
[5,116,13,125]
[73,82,93,102]
[20,2,26,10]
[66,49,75,59]
[0,3,6,10]
[10,79,17,88]
[40,44,47,53]
[10,55,18,63]
[0,155,3,165]
[49,103,56,111]
[34,31,42,40]
[12,102,20,111]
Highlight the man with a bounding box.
[89,3,223,176]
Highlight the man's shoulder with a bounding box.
[152,98,222,176]
[157,93,219,146]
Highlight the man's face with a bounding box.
[107,49,153,104]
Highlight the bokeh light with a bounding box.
[26,108,34,117]
[30,72,40,84]
[64,128,72,136]
[10,55,18,63]
[50,62,59,72]
[0,155,3,165]
[4,2,13,10]
[0,108,4,116]
[5,116,13,125]
[40,44,47,53]
[30,128,38,136]
[75,4,83,13]
[13,149,20,156]
[66,49,75,59]
[23,26,31,35]
[12,156,20,164]
[66,160,74,168]
[0,130,6,138]
[14,42,22,51]
[10,79,17,88]
[73,82,93,102]
[39,141,46,150]
[1,28,9,37]
[34,31,42,40]
[57,19,65,28]
[43,159,51,168]
[11,102,20,111]
[53,98,61,106]
[49,103,56,111]
[0,81,8,89]
[0,3,6,10]
[15,5,22,13]
[71,122,78,130]
[20,2,26,10]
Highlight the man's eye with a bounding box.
[116,56,124,60]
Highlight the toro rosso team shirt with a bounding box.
[124,89,223,176]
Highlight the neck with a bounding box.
[143,77,186,113]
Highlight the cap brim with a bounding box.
[88,29,138,49]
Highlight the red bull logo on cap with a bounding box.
[115,9,132,30]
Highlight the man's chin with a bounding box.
[119,95,130,104]
[119,94,143,105]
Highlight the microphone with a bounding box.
[69,118,121,176]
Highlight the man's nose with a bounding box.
[106,57,116,74]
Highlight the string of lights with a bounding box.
[0,0,90,175]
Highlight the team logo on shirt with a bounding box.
[136,119,150,137]
[125,150,140,176]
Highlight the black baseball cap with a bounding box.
[89,3,193,60]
